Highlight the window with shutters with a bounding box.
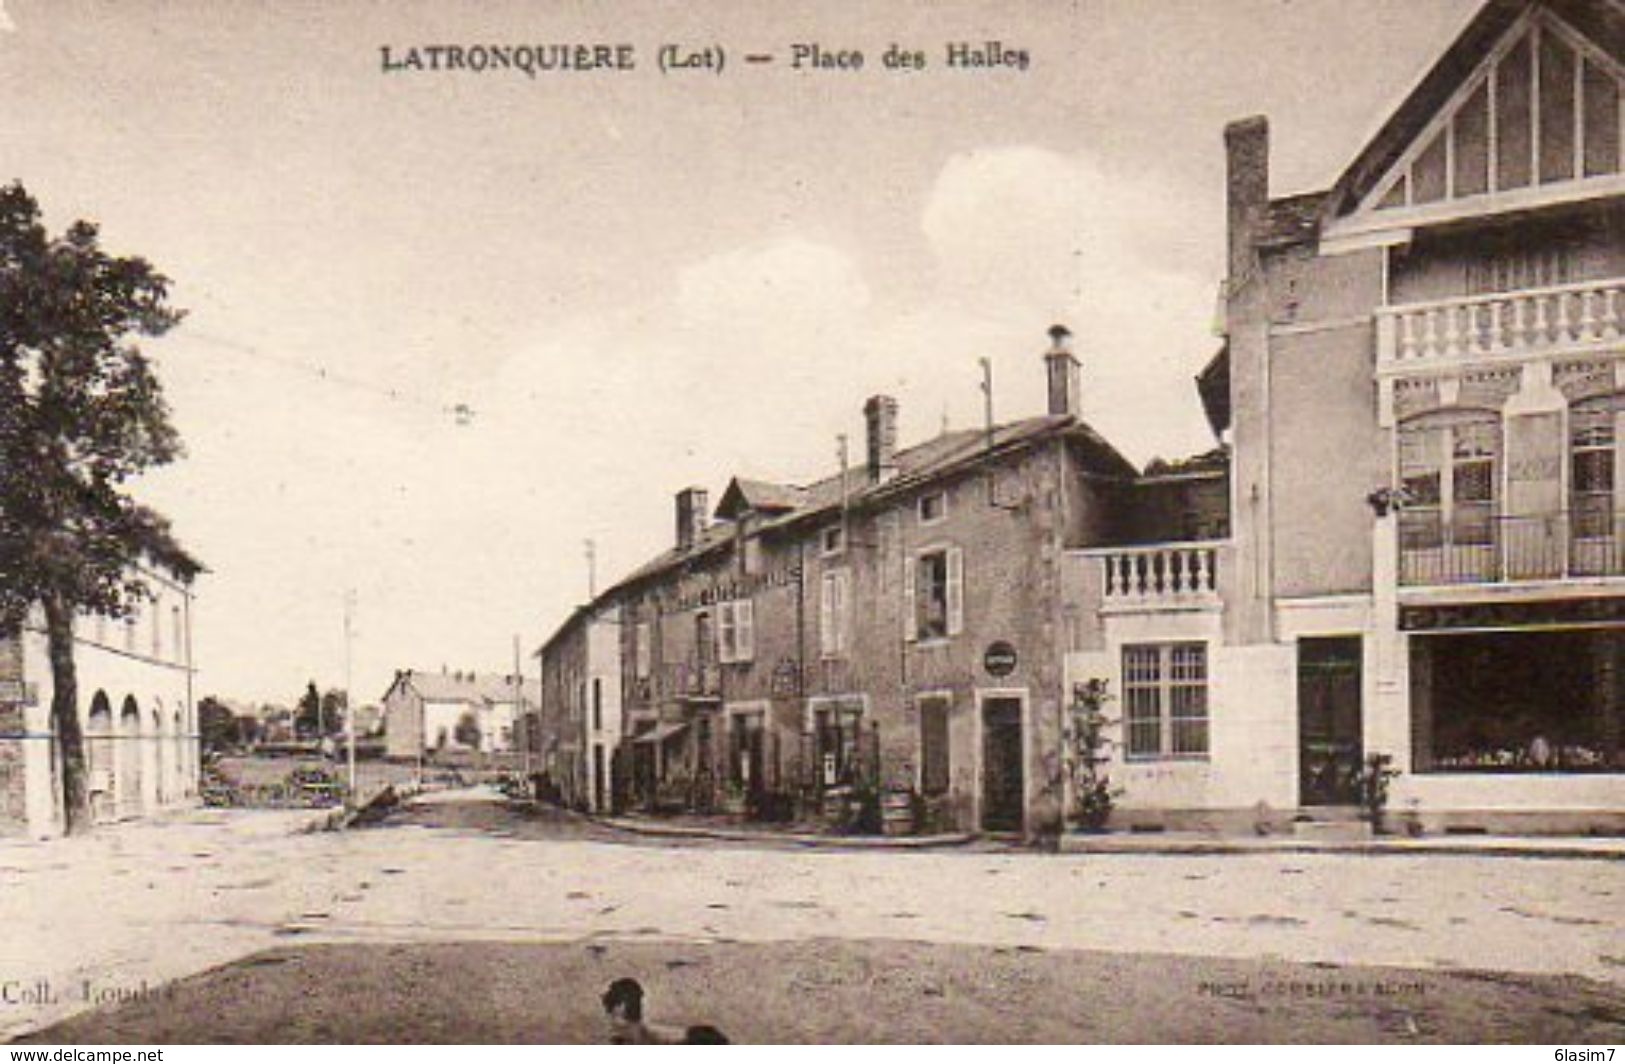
[717,600,754,664]
[1123,642,1209,759]
[918,694,951,796]
[819,569,850,659]
[908,547,963,642]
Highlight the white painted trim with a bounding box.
[1398,577,1625,607]
[1375,346,1625,382]
[1331,173,1625,244]
[1268,315,1376,339]
[1350,8,1538,219]
[1319,227,1414,258]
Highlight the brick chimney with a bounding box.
[1044,324,1080,418]
[1224,115,1269,285]
[676,486,709,550]
[864,395,899,484]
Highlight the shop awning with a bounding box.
[633,720,690,745]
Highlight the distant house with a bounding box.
[381,668,537,759]
[1,558,202,838]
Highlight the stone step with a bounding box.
[1291,817,1373,841]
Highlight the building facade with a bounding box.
[1066,0,1625,834]
[382,668,536,760]
[537,331,1212,835]
[0,566,200,838]
[535,604,623,812]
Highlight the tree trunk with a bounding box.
[43,594,88,835]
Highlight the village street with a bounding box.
[3,788,1623,1042]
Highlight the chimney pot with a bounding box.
[863,395,900,484]
[1224,115,1270,284]
[1044,324,1082,418]
[676,486,709,550]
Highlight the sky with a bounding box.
[0,0,1480,705]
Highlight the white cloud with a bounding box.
[910,146,1220,465]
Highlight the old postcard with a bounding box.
[1,0,1622,1048]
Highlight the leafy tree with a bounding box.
[294,681,321,739]
[319,688,347,738]
[0,183,195,835]
[198,696,238,753]
[454,709,482,750]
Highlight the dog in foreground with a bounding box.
[602,977,730,1044]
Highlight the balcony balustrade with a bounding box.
[1086,541,1223,610]
[1377,278,1625,368]
[668,660,720,700]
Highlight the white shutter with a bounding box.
[902,556,917,643]
[836,571,850,655]
[946,547,964,637]
[737,599,754,662]
[717,602,735,664]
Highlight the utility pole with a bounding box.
[979,357,995,452]
[585,538,597,600]
[344,589,357,799]
[514,632,528,777]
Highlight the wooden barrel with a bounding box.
[880,791,915,836]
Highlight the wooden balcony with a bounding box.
[1376,278,1625,371]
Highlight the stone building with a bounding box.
[1064,0,1625,833]
[382,668,537,759]
[0,563,200,838]
[538,329,1221,835]
[535,604,622,812]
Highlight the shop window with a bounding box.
[1417,630,1624,772]
[814,702,864,788]
[906,547,963,642]
[1122,643,1209,759]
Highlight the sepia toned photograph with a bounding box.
[1,0,1622,1047]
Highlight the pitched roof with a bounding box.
[714,477,808,521]
[1325,0,1624,220]
[392,669,539,706]
[1196,343,1230,438]
[1142,446,1231,479]
[600,413,1138,600]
